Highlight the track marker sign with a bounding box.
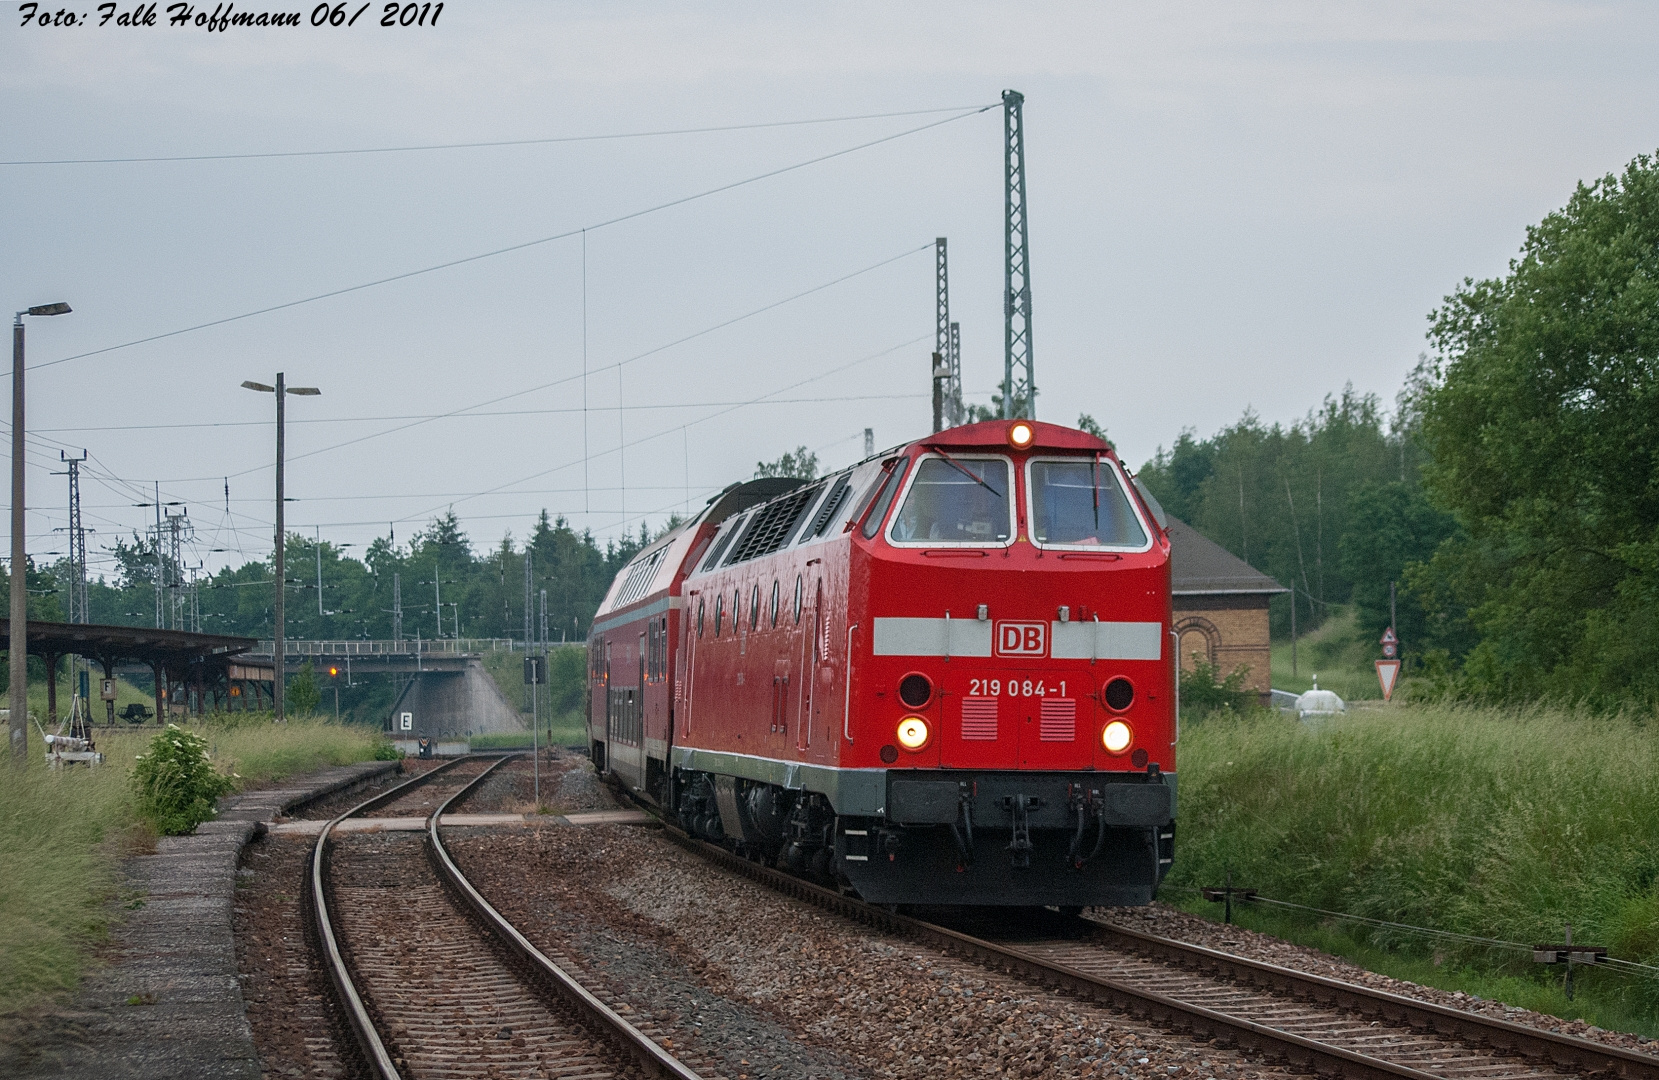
[1375,659,1401,702]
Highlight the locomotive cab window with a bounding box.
[887,455,1014,546]
[1026,457,1151,550]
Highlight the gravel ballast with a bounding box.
[449,822,1293,1080]
[1097,904,1658,1057]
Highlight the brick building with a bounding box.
[1166,517,1287,700]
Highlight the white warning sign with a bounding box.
[1375,659,1401,702]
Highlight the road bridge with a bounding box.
[243,639,565,739]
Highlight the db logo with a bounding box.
[994,621,1047,657]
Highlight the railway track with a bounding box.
[307,755,703,1080]
[662,825,1659,1080]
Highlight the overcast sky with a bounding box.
[4,1,1656,580]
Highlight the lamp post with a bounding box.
[11,302,71,766]
[242,374,319,722]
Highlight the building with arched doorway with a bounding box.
[1166,517,1287,703]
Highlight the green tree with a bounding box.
[1416,151,1659,705]
[287,661,321,716]
[755,446,819,479]
[1337,481,1459,664]
[1138,387,1400,636]
[1076,413,1113,449]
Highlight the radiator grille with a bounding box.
[961,697,998,740]
[726,484,819,565]
[1039,697,1076,742]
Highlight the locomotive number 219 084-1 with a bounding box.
[969,678,1066,698]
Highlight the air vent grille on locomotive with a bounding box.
[725,484,820,565]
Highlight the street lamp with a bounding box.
[11,301,71,766]
[242,374,319,722]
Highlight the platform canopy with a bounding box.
[0,620,255,674]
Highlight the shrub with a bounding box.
[1179,658,1257,717]
[287,661,321,716]
[131,725,237,836]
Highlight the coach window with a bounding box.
[888,456,1014,546]
[1026,457,1151,550]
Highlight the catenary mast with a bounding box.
[1002,89,1035,419]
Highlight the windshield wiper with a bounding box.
[926,445,1003,498]
[1092,453,1101,530]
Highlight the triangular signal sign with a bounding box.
[1375,659,1401,702]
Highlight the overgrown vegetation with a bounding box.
[132,726,237,836]
[1178,658,1257,717]
[0,718,391,1016]
[1168,705,1659,1029]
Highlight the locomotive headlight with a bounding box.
[896,716,931,751]
[1102,720,1133,754]
[1008,421,1035,449]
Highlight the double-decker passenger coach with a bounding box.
[587,419,1176,908]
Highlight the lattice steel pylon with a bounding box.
[948,320,963,425]
[163,509,192,631]
[61,451,88,624]
[933,238,965,429]
[1002,89,1035,420]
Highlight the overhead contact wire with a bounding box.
[25,108,990,374]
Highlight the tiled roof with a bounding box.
[1166,516,1288,596]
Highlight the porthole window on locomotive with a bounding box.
[898,673,932,709]
[750,584,761,630]
[714,595,723,636]
[697,599,705,638]
[770,580,780,627]
[793,574,803,623]
[1104,677,1134,711]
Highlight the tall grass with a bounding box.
[1170,703,1659,1026]
[0,717,390,1016]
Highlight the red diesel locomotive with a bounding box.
[586,419,1176,908]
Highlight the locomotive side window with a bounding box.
[770,580,780,627]
[858,459,911,539]
[749,585,760,630]
[1027,458,1151,550]
[714,595,724,636]
[888,456,1013,546]
[697,598,705,638]
[793,574,803,623]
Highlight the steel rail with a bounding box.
[428,758,705,1080]
[307,754,479,1080]
[1085,918,1659,1080]
[661,825,1651,1080]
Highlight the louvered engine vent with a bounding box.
[726,484,819,565]
[805,472,852,539]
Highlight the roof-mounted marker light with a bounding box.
[1008,422,1034,449]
